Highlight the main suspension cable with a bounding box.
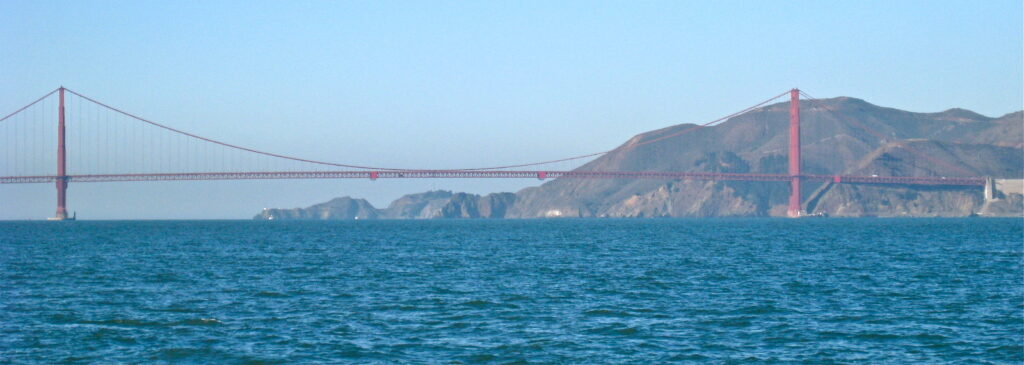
[0,88,58,123]
[0,87,793,172]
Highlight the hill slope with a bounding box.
[506,97,1023,217]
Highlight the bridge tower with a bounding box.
[787,88,803,217]
[52,87,69,220]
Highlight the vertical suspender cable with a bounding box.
[14,110,18,175]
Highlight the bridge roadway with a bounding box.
[0,170,987,186]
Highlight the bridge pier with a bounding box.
[787,88,803,218]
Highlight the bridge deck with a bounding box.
[0,171,986,186]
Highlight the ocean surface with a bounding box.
[1,219,1021,364]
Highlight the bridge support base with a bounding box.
[51,178,68,220]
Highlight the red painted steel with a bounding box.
[0,88,59,123]
[63,88,793,172]
[0,171,986,186]
[54,87,68,220]
[787,88,802,217]
[0,87,994,219]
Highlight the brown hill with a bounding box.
[506,97,1023,218]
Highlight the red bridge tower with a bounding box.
[51,87,70,220]
[787,88,803,217]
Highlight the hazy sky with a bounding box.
[1,1,1021,219]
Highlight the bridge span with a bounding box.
[1,170,985,186]
[0,87,989,219]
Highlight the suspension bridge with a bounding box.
[0,87,986,220]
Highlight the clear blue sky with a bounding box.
[1,1,1021,219]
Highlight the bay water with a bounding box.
[2,219,1021,363]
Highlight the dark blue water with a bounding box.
[2,219,1021,363]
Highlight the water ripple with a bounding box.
[1,218,1021,363]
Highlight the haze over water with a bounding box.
[2,219,1021,363]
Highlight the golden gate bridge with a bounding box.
[0,87,986,220]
